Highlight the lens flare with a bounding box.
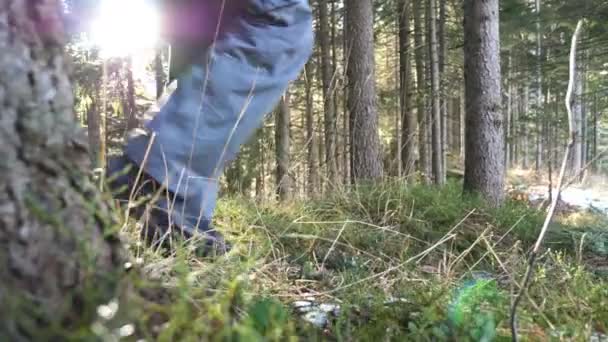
[90,0,160,59]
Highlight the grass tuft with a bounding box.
[73,180,608,340]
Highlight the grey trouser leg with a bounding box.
[125,0,313,235]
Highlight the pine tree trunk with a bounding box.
[331,0,340,180]
[512,77,520,166]
[318,0,337,187]
[304,62,318,196]
[438,0,448,180]
[463,0,505,206]
[125,57,138,131]
[87,99,102,167]
[275,90,291,201]
[534,0,543,172]
[522,84,529,169]
[413,0,430,181]
[346,0,383,181]
[505,53,513,168]
[429,0,444,185]
[398,0,416,177]
[593,92,598,171]
[572,57,583,180]
[154,46,165,100]
[460,88,465,161]
[0,0,123,337]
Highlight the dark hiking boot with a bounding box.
[105,156,231,256]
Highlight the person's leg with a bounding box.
[117,1,314,243]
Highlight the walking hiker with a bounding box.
[106,0,314,255]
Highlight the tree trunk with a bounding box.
[304,62,318,196]
[460,87,465,161]
[572,55,584,180]
[429,0,444,185]
[593,92,598,171]
[155,46,166,99]
[505,53,512,168]
[463,0,505,206]
[399,0,416,178]
[317,0,337,188]
[346,0,383,181]
[438,0,448,180]
[255,129,266,201]
[0,0,123,337]
[125,57,138,131]
[87,99,102,167]
[413,0,430,181]
[522,84,529,168]
[534,0,543,172]
[275,90,291,201]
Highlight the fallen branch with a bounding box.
[510,19,584,342]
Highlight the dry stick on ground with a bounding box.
[509,20,584,342]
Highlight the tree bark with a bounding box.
[522,84,529,169]
[438,0,448,181]
[463,0,505,206]
[275,90,291,201]
[572,54,583,180]
[317,0,338,187]
[0,0,123,337]
[398,0,416,178]
[505,53,513,168]
[429,0,444,184]
[346,0,383,181]
[125,57,138,131]
[304,62,318,196]
[87,98,102,167]
[155,46,165,100]
[534,0,543,172]
[413,0,430,181]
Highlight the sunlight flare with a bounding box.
[89,0,160,59]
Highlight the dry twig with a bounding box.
[509,19,584,342]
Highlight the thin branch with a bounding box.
[510,19,584,342]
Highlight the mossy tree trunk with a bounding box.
[0,0,123,338]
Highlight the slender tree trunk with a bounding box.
[342,2,350,184]
[399,0,416,177]
[438,0,448,180]
[505,53,512,168]
[331,0,340,179]
[572,54,584,180]
[304,62,318,196]
[0,1,123,337]
[512,76,520,166]
[534,0,543,172]
[346,0,383,181]
[275,90,292,201]
[581,55,588,171]
[452,97,461,153]
[125,57,138,131]
[155,46,165,99]
[87,97,102,167]
[460,88,465,161]
[463,0,505,206]
[318,0,338,187]
[522,84,529,169]
[593,92,598,171]
[428,0,444,184]
[413,0,430,181]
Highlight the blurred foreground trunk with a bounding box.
[0,0,123,338]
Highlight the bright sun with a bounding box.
[89,0,160,59]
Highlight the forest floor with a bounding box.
[80,178,608,341]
